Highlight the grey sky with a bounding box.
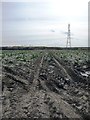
[2,0,88,47]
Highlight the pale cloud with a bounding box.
[1,0,89,47]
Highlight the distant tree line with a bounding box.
[0,46,88,50]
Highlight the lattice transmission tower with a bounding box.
[66,24,71,47]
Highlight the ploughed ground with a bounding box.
[1,50,90,119]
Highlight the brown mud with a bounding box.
[1,50,90,119]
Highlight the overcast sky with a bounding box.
[2,0,89,47]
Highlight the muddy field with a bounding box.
[1,49,90,119]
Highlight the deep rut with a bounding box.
[2,52,89,119]
[22,53,82,119]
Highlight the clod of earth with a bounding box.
[2,49,90,119]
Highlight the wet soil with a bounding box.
[1,50,90,119]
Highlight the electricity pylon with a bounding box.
[66,24,71,47]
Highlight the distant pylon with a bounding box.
[66,24,71,47]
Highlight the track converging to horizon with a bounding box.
[2,50,89,119]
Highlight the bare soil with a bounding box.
[1,50,90,119]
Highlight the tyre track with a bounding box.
[37,53,82,119]
[32,55,44,90]
[2,51,89,119]
[18,54,52,118]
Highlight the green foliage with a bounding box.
[54,49,88,66]
[31,54,38,59]
[2,49,88,66]
[2,50,43,64]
